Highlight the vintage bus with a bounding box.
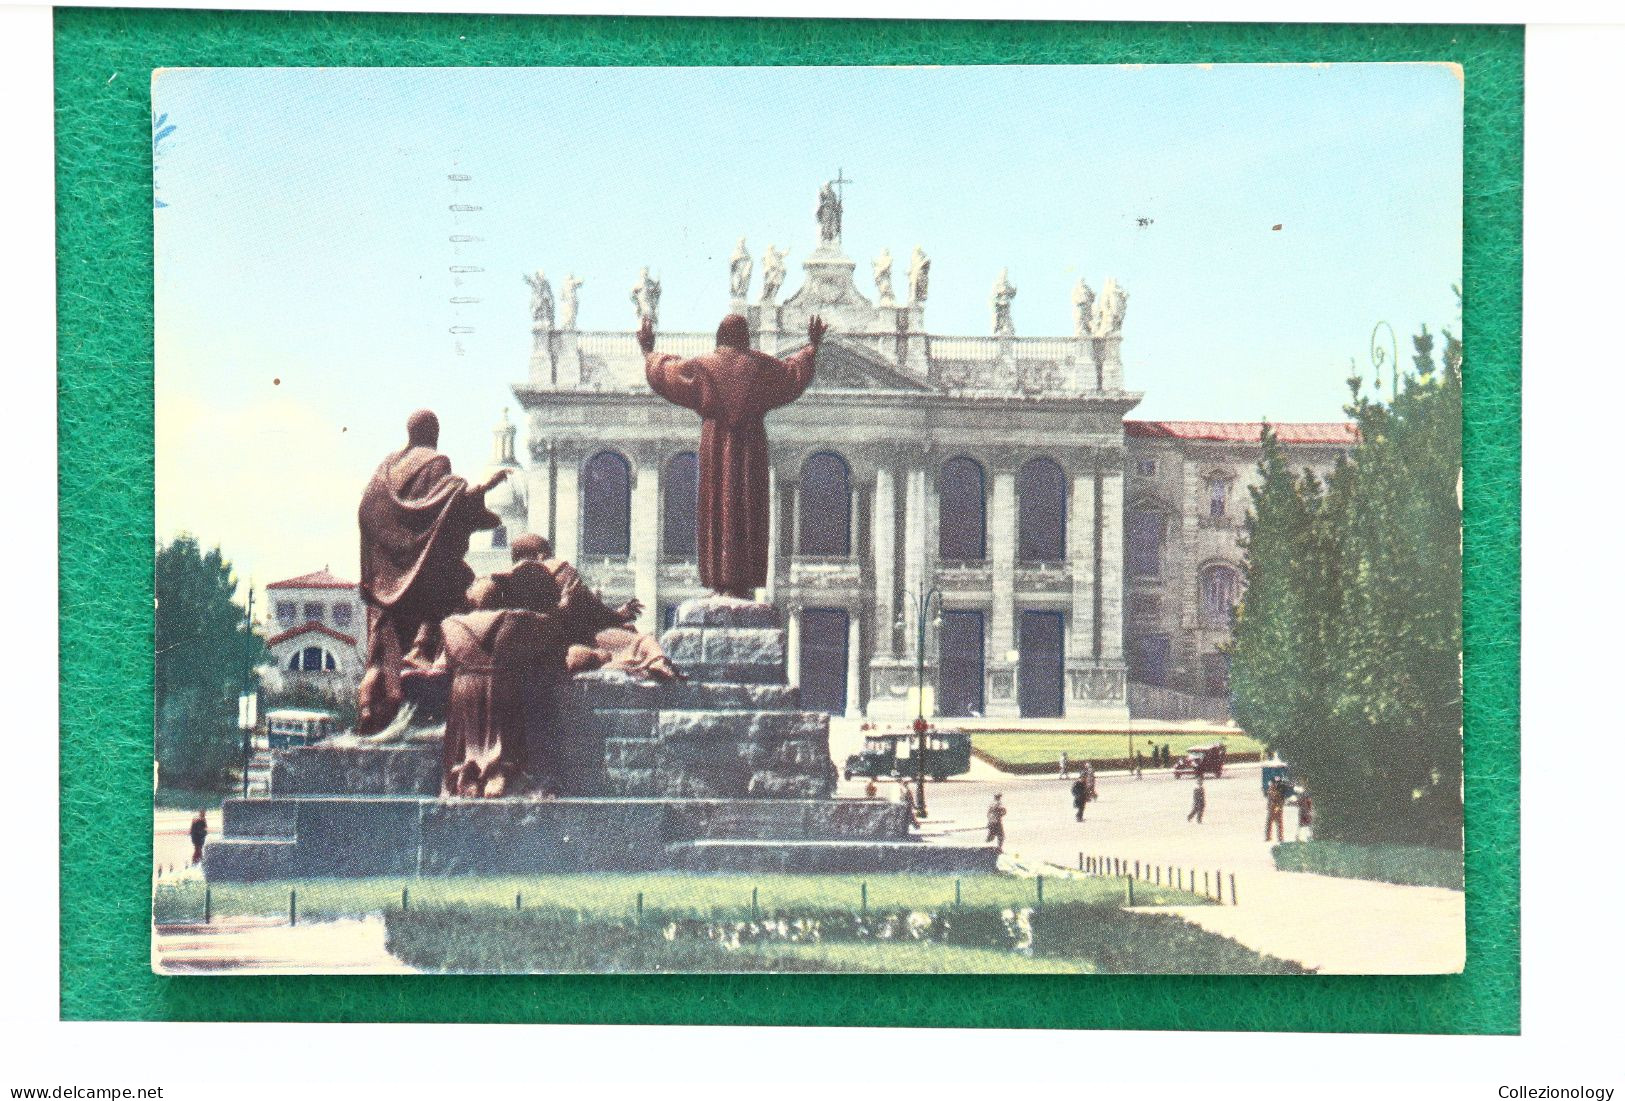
[262,709,338,750]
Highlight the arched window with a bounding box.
[663,451,699,561]
[1205,472,1235,519]
[291,646,337,673]
[581,450,631,558]
[938,457,986,561]
[1018,458,1066,562]
[1199,563,1242,628]
[798,451,851,557]
[1127,504,1165,578]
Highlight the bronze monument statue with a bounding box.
[496,533,682,682]
[438,578,567,797]
[356,409,511,734]
[642,313,825,599]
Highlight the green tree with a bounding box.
[155,536,262,790]
[1231,316,1462,848]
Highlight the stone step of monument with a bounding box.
[202,838,301,881]
[656,625,787,685]
[206,796,921,880]
[672,596,781,629]
[668,839,1001,875]
[271,744,439,797]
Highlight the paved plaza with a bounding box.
[830,721,1465,974]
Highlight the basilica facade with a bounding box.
[467,190,1353,722]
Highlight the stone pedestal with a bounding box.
[204,596,998,880]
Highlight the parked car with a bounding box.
[1172,742,1227,779]
[844,727,971,782]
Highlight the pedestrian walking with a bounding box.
[864,777,879,799]
[189,809,208,865]
[1187,779,1206,824]
[1265,777,1287,842]
[1071,776,1089,822]
[1058,750,1070,779]
[1134,750,1144,779]
[985,794,1007,851]
[898,778,918,826]
[1083,761,1097,802]
[1295,789,1314,841]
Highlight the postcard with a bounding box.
[151,62,1464,976]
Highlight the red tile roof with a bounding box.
[266,622,359,648]
[266,568,356,591]
[1124,420,1359,445]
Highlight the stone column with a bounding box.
[1065,469,1098,718]
[553,454,580,566]
[872,467,895,655]
[1099,468,1125,664]
[764,463,779,604]
[902,467,926,642]
[786,608,801,688]
[629,456,660,634]
[845,613,863,717]
[526,456,554,548]
[986,469,1020,718]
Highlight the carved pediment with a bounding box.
[799,336,933,392]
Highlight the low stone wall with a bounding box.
[205,795,931,880]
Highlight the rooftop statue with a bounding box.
[872,249,896,306]
[523,270,554,329]
[642,313,827,598]
[1072,277,1095,339]
[816,180,842,244]
[630,267,662,325]
[1090,277,1128,338]
[760,244,788,304]
[729,237,753,301]
[560,274,583,330]
[908,246,931,305]
[992,268,1017,336]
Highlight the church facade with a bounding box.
[471,189,1353,722]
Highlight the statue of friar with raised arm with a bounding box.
[356,409,510,734]
[642,313,826,598]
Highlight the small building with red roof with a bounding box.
[262,567,366,691]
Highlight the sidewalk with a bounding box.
[153,915,415,975]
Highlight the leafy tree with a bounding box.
[155,536,262,790]
[1231,315,1462,848]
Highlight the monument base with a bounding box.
[204,795,996,880]
[209,596,998,879]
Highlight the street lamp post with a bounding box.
[1370,321,1398,399]
[899,587,942,818]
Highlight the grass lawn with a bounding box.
[155,871,1210,924]
[1272,840,1463,890]
[380,901,1303,974]
[972,731,1265,772]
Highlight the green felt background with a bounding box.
[56,9,1522,1030]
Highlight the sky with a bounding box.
[152,63,1462,593]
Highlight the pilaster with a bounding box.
[985,469,1020,718]
[629,457,660,634]
[872,467,895,656]
[553,457,580,566]
[845,614,863,717]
